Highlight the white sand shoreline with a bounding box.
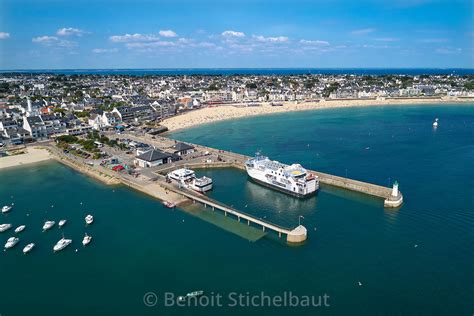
[0,147,52,170]
[162,98,474,132]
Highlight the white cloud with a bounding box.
[435,47,461,54]
[159,30,177,37]
[32,35,77,48]
[126,41,176,49]
[109,33,160,43]
[252,35,289,43]
[421,38,448,43]
[92,48,118,53]
[57,27,86,37]
[222,30,246,38]
[300,39,330,46]
[351,28,376,35]
[0,32,10,39]
[374,37,399,42]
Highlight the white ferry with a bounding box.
[245,153,319,198]
[167,168,213,193]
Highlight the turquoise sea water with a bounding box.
[1,104,473,315]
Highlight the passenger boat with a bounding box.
[167,168,213,193]
[53,237,72,252]
[4,237,19,249]
[82,233,92,246]
[245,153,319,198]
[2,205,12,213]
[42,220,55,231]
[15,225,26,233]
[85,215,94,225]
[0,223,12,232]
[189,176,213,193]
[23,243,35,254]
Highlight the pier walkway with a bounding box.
[160,181,307,243]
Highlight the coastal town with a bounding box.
[1,73,474,147]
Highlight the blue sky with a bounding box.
[0,0,473,69]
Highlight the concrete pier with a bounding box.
[161,181,307,244]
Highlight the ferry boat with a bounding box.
[2,205,12,213]
[167,168,213,193]
[4,237,19,249]
[0,223,12,232]
[23,243,35,254]
[53,237,72,252]
[42,220,55,231]
[245,153,319,198]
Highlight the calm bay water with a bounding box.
[1,104,473,315]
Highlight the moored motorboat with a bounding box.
[58,219,67,228]
[15,225,26,233]
[85,215,94,225]
[0,223,12,232]
[2,205,12,213]
[189,176,213,193]
[82,233,92,246]
[433,118,439,127]
[23,243,35,254]
[163,201,176,208]
[42,220,55,231]
[53,237,72,252]
[4,236,19,249]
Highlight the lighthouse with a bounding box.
[391,181,399,197]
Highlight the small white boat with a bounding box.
[433,118,439,127]
[0,223,12,232]
[178,290,204,301]
[15,225,26,233]
[2,205,12,213]
[42,220,55,231]
[23,243,35,254]
[53,237,72,252]
[4,236,19,249]
[58,219,67,228]
[85,215,94,225]
[190,176,213,193]
[163,201,176,208]
[82,233,92,246]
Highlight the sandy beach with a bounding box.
[0,147,52,170]
[161,97,474,132]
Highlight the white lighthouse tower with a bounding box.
[391,181,399,197]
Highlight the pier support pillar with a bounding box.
[238,216,240,222]
[212,206,214,211]
[225,211,227,217]
[279,232,282,238]
[262,226,265,232]
[247,220,250,226]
